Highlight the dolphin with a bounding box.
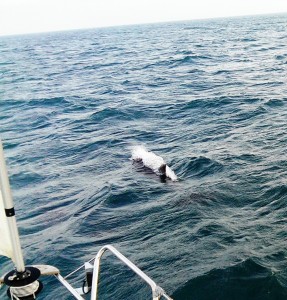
[131,146,177,181]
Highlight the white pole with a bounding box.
[0,139,25,272]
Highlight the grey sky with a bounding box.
[1,0,287,36]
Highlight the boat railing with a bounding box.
[55,244,173,300]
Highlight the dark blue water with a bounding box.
[1,14,287,300]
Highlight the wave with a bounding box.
[89,107,132,122]
[264,98,285,108]
[28,96,70,107]
[262,185,287,202]
[143,54,211,69]
[183,96,237,110]
[172,259,287,300]
[175,156,223,179]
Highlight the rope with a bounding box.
[82,278,91,295]
[10,281,39,299]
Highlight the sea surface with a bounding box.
[1,14,287,300]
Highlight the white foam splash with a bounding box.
[131,145,177,181]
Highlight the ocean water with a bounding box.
[1,13,287,300]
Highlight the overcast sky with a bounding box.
[1,0,287,36]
